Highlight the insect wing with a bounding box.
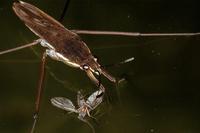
[13,1,93,65]
[86,90,103,109]
[51,97,77,113]
[13,1,68,37]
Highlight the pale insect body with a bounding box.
[86,90,104,109]
[51,89,104,118]
[51,90,104,133]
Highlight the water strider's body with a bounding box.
[12,1,120,132]
[13,1,116,87]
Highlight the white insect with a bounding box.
[51,89,104,133]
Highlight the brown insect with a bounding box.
[0,1,199,133]
[1,1,130,133]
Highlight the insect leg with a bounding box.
[71,30,200,37]
[78,116,95,133]
[85,70,105,92]
[100,57,134,84]
[0,39,41,55]
[77,91,86,107]
[58,0,71,22]
[97,72,101,87]
[86,108,91,117]
[30,51,47,133]
[100,68,116,83]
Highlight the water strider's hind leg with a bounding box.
[30,51,47,133]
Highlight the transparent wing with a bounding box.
[86,90,104,109]
[51,97,77,113]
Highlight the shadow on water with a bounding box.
[0,0,200,133]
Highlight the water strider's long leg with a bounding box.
[58,0,71,22]
[30,51,47,133]
[58,0,199,38]
[71,30,200,37]
[0,39,41,55]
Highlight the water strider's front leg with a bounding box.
[0,39,41,55]
[100,67,116,83]
[85,70,105,92]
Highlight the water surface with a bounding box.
[0,0,199,133]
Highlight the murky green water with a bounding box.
[0,0,199,133]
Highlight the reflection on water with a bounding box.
[0,0,199,133]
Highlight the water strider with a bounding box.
[0,1,199,133]
[0,1,133,133]
[51,89,104,133]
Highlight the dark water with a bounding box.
[0,0,199,133]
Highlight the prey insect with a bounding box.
[51,89,104,133]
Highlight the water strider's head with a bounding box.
[80,56,100,74]
[80,56,116,83]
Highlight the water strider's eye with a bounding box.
[93,55,99,62]
[94,57,97,62]
[82,64,89,70]
[94,70,100,75]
